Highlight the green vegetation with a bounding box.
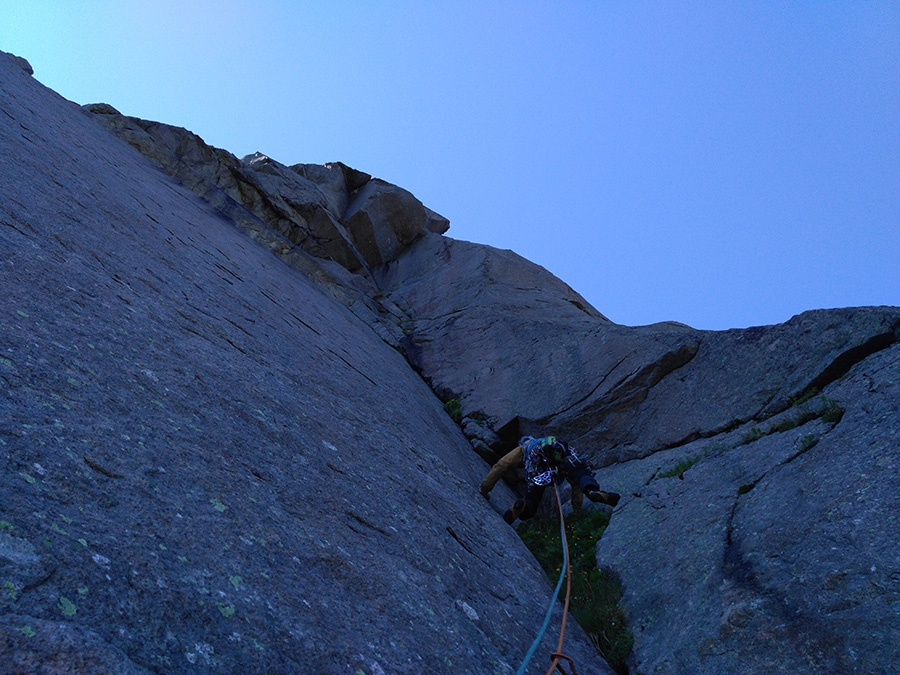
[517,508,633,673]
[820,397,845,424]
[737,396,845,447]
[741,426,764,445]
[658,452,707,479]
[790,387,820,407]
[443,398,462,423]
[216,603,235,618]
[769,410,819,434]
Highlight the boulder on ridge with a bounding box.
[342,179,442,268]
[81,104,448,276]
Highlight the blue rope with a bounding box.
[515,504,569,675]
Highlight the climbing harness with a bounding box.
[514,480,579,675]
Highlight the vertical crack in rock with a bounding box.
[721,441,855,674]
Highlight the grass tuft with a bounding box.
[819,397,844,424]
[658,452,706,479]
[443,398,462,423]
[740,426,763,445]
[737,396,845,447]
[790,387,820,407]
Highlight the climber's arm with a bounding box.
[480,446,524,498]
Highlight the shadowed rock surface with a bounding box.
[3,47,899,675]
[592,341,900,674]
[0,50,610,675]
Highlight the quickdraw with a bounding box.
[533,469,554,486]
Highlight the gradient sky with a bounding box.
[3,2,898,329]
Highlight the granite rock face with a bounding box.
[375,231,899,454]
[81,103,448,275]
[592,341,900,674]
[80,101,450,349]
[372,170,900,674]
[3,44,900,675]
[548,306,900,465]
[0,50,610,675]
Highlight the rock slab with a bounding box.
[0,49,610,675]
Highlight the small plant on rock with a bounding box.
[443,398,462,423]
[819,396,845,424]
[799,434,818,451]
[734,394,844,450]
[741,426,764,445]
[770,408,819,434]
[790,387,820,407]
[658,452,706,479]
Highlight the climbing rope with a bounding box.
[545,480,577,675]
[514,481,578,675]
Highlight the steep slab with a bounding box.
[0,51,611,675]
[376,233,697,433]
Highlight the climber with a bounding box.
[481,436,620,524]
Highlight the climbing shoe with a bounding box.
[503,499,526,524]
[585,488,620,507]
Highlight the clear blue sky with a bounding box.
[3,2,898,329]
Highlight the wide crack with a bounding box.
[719,425,856,673]
[798,325,900,401]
